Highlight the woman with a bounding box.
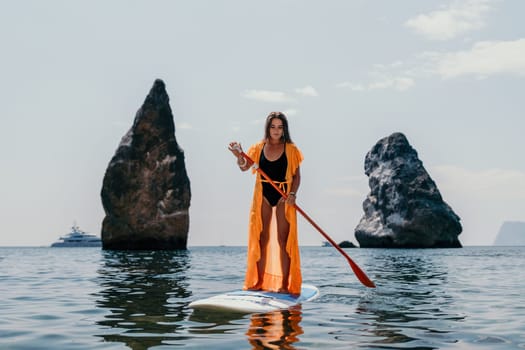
[229,112,303,294]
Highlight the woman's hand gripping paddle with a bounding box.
[232,144,376,288]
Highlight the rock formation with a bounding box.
[355,132,462,248]
[338,240,356,248]
[493,221,525,245]
[101,79,191,250]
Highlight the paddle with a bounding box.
[233,146,376,288]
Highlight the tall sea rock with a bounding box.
[355,132,462,248]
[101,79,191,250]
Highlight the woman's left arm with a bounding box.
[287,167,301,205]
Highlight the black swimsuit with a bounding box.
[259,144,288,207]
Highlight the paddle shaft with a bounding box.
[238,150,376,288]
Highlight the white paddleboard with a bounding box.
[188,284,320,313]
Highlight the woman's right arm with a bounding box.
[228,142,250,171]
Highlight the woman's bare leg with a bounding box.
[276,200,290,292]
[256,197,272,289]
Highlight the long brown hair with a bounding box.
[264,112,292,143]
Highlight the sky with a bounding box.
[1,0,524,247]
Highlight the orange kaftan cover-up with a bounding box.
[243,141,304,294]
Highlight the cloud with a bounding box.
[177,122,193,130]
[338,38,525,91]
[282,109,298,116]
[241,85,319,103]
[294,85,319,97]
[251,118,265,125]
[433,38,525,78]
[337,76,415,92]
[369,77,415,91]
[241,89,295,103]
[337,60,416,91]
[336,82,365,91]
[405,0,495,40]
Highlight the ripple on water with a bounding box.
[1,246,525,349]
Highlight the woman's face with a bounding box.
[269,118,284,141]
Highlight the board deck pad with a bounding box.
[188,284,320,313]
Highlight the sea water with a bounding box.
[1,246,524,349]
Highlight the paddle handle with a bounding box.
[236,149,375,288]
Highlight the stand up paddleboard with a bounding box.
[188,284,319,313]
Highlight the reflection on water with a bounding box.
[94,250,192,349]
[246,307,303,350]
[354,251,465,349]
[188,304,304,349]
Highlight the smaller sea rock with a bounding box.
[355,132,462,248]
[338,240,356,248]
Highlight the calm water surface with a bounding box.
[1,246,524,349]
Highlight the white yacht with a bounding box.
[51,224,102,247]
